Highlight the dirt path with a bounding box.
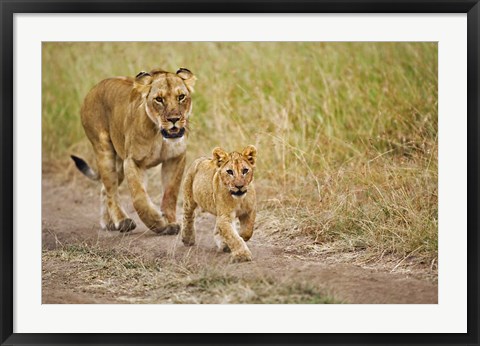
[42,173,437,304]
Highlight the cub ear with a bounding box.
[242,145,257,167]
[176,68,197,93]
[134,71,153,97]
[212,147,228,167]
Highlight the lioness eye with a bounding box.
[242,168,249,175]
[154,96,163,103]
[226,169,234,175]
[178,94,186,102]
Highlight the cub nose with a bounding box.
[168,117,180,125]
[235,185,244,190]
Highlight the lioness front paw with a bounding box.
[146,217,168,233]
[118,218,136,232]
[231,249,252,263]
[152,223,180,235]
[105,218,136,232]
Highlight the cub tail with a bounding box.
[70,155,100,181]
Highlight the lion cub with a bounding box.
[182,145,257,262]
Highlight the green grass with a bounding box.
[42,42,438,264]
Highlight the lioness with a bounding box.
[181,145,257,262]
[71,68,196,234]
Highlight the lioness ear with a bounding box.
[242,145,257,167]
[177,68,197,93]
[212,147,228,167]
[135,71,152,84]
[134,71,153,97]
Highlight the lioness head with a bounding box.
[213,145,257,199]
[134,68,196,139]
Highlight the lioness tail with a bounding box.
[71,155,100,181]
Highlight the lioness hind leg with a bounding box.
[100,186,136,232]
[96,143,136,232]
[99,156,127,229]
[100,186,112,229]
[113,158,136,231]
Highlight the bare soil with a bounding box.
[42,172,438,304]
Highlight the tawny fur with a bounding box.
[182,145,257,262]
[74,68,196,234]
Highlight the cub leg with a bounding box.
[238,210,256,242]
[213,218,237,252]
[95,145,135,232]
[214,227,231,253]
[216,215,252,262]
[124,157,170,234]
[181,168,197,246]
[160,154,186,235]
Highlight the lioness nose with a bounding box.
[235,185,244,189]
[168,117,180,124]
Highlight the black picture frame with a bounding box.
[1,1,479,345]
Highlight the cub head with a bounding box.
[134,68,196,139]
[213,145,257,199]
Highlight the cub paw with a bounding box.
[214,236,230,252]
[231,249,252,263]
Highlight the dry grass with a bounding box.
[42,42,438,265]
[43,244,338,304]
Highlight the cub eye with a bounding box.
[154,96,164,103]
[226,169,234,175]
[242,168,249,175]
[178,94,186,102]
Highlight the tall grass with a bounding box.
[42,42,438,264]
